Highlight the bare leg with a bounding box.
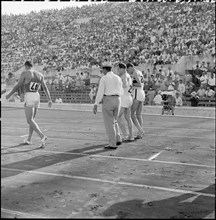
[124,107,133,139]
[136,101,143,129]
[26,107,38,142]
[131,99,143,134]
[25,106,45,140]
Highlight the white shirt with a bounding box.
[205,89,215,97]
[175,96,183,106]
[197,88,206,97]
[177,83,185,94]
[153,94,162,105]
[94,71,123,105]
[208,77,215,86]
[55,98,62,103]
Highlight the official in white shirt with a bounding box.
[93,62,123,149]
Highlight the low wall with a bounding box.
[2,101,215,118]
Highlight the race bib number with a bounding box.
[29,82,41,91]
[140,75,144,83]
[128,85,133,94]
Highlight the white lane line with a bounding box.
[2,105,215,119]
[1,208,49,218]
[2,124,214,131]
[1,147,214,169]
[2,122,55,125]
[1,167,215,198]
[2,130,215,140]
[20,134,28,138]
[148,151,164,160]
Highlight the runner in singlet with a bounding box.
[114,62,134,141]
[126,63,145,139]
[6,61,52,148]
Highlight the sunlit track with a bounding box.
[1,106,215,219]
[2,167,215,198]
[2,123,215,131]
[1,208,50,219]
[2,130,215,140]
[1,147,214,168]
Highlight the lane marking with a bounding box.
[148,151,164,160]
[20,134,28,138]
[2,105,215,119]
[1,121,81,125]
[2,130,215,140]
[2,124,214,131]
[1,147,214,169]
[41,149,215,168]
[1,208,49,218]
[1,167,215,198]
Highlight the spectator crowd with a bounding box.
[2,2,215,77]
[1,2,215,106]
[143,61,215,107]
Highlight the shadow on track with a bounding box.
[102,184,215,219]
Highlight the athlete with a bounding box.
[115,62,134,141]
[126,63,145,139]
[6,61,53,148]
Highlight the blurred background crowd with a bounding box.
[1,2,215,105]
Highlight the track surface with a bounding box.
[1,107,215,218]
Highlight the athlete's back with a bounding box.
[121,72,133,96]
[24,70,43,93]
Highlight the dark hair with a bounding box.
[102,66,112,71]
[118,62,126,69]
[126,63,134,68]
[24,61,33,67]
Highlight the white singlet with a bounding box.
[132,70,145,102]
[120,72,133,108]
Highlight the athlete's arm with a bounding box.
[6,72,25,99]
[122,75,128,88]
[41,75,52,106]
[133,71,142,87]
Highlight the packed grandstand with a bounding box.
[1,2,215,106]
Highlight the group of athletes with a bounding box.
[113,62,145,142]
[5,60,146,148]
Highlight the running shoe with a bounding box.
[123,136,135,142]
[127,136,135,142]
[39,136,47,148]
[135,131,144,140]
[104,145,117,149]
[24,139,32,145]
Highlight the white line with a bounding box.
[20,134,28,138]
[2,124,214,131]
[148,151,164,160]
[2,104,215,119]
[2,130,215,140]
[1,167,214,198]
[1,208,49,218]
[1,147,214,168]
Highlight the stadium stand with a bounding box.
[1,2,215,106]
